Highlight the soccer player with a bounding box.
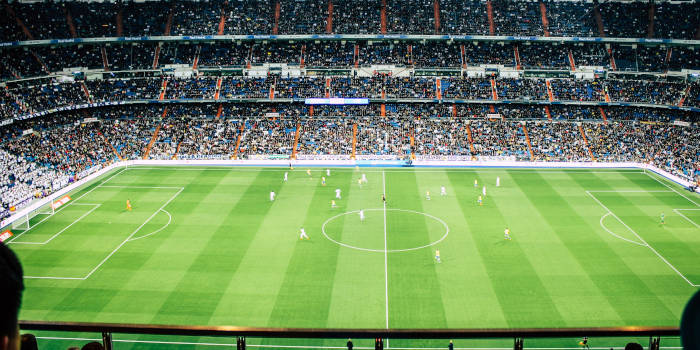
[299,227,309,240]
[335,188,342,199]
[306,169,312,178]
[284,172,288,182]
[478,195,482,206]
[382,194,386,204]
[326,169,331,177]
[474,179,478,188]
[578,337,590,350]
[361,173,367,184]
[482,186,486,197]
[126,199,132,211]
[270,191,275,201]
[359,209,365,222]
[426,191,431,200]
[358,178,363,188]
[322,176,326,186]
[440,186,446,196]
[435,249,441,263]
[331,200,337,208]
[496,176,500,187]
[661,213,665,225]
[504,228,511,240]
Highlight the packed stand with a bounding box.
[0,149,68,220]
[439,0,489,35]
[386,0,434,34]
[492,1,543,36]
[164,77,218,100]
[442,77,493,100]
[237,119,296,157]
[85,78,162,102]
[527,121,590,161]
[544,2,597,37]
[519,43,570,70]
[278,0,328,34]
[549,79,604,102]
[355,117,412,157]
[470,120,530,160]
[604,80,686,105]
[414,118,472,158]
[599,2,648,38]
[297,119,354,156]
[2,120,115,174]
[497,78,548,101]
[332,1,381,34]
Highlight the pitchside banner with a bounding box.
[52,195,71,210]
[0,230,12,243]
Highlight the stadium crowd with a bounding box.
[1,102,697,220]
[2,0,698,40]
[4,41,700,82]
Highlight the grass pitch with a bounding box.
[6,166,699,349]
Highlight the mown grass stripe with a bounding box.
[266,170,354,328]
[448,171,566,328]
[385,170,448,329]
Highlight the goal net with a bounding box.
[11,199,56,231]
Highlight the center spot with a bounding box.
[322,208,449,252]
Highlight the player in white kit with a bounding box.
[359,209,365,222]
[440,186,446,196]
[270,191,275,201]
[361,173,367,184]
[335,188,341,199]
[299,228,309,240]
[284,172,288,182]
[496,176,500,187]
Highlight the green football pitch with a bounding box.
[5,166,700,350]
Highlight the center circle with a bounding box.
[321,208,449,252]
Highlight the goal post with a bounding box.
[10,198,57,231]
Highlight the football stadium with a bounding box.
[0,0,699,349]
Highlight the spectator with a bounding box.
[0,242,24,350]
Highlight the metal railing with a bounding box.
[19,321,680,350]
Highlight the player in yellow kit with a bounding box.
[126,199,132,211]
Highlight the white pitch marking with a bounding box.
[321,208,449,253]
[382,170,389,332]
[5,167,127,243]
[644,172,700,207]
[9,204,100,245]
[586,190,698,287]
[673,209,700,229]
[82,187,184,280]
[99,185,183,189]
[125,166,644,174]
[127,209,173,242]
[587,190,673,193]
[31,337,680,350]
[598,213,647,246]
